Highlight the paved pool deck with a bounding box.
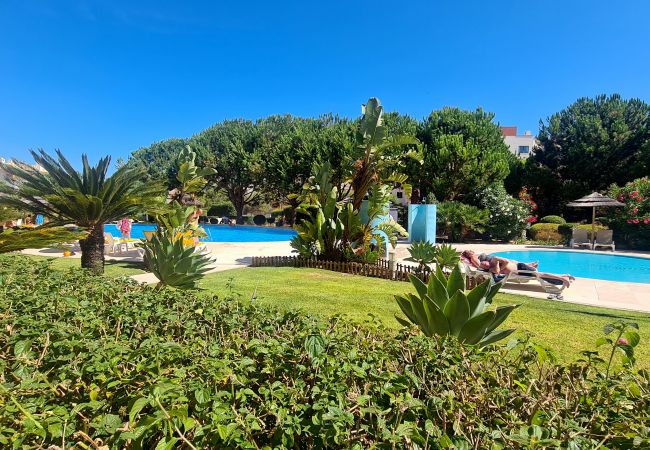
[21,241,650,313]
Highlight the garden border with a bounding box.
[250,255,487,288]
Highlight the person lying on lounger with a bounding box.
[461,250,574,287]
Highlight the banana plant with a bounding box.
[172,145,217,200]
[395,265,518,346]
[349,98,421,211]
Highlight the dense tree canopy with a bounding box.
[416,107,511,201]
[128,138,204,188]
[193,119,263,223]
[259,114,354,205]
[525,94,650,215]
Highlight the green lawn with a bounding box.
[200,267,650,365]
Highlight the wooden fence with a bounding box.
[250,255,487,288]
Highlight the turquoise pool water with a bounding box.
[491,250,650,283]
[104,223,296,243]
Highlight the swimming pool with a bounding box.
[104,223,296,243]
[491,250,650,283]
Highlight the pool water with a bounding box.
[491,250,650,283]
[104,223,296,243]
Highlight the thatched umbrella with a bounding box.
[566,192,624,239]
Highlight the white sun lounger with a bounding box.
[462,263,567,300]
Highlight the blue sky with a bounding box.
[1,0,649,166]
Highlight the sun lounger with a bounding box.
[503,269,567,300]
[462,262,567,300]
[104,233,123,255]
[570,228,592,250]
[593,229,615,252]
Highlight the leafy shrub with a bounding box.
[207,202,235,217]
[540,215,566,224]
[253,214,267,225]
[557,223,609,245]
[607,177,650,249]
[529,223,562,242]
[474,184,532,241]
[436,201,489,242]
[1,256,649,449]
[558,222,576,243]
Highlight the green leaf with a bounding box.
[426,274,449,310]
[129,397,150,424]
[446,264,465,295]
[595,337,610,347]
[466,278,490,317]
[443,291,470,335]
[624,330,640,347]
[305,334,326,359]
[394,315,412,328]
[409,274,428,299]
[458,311,496,345]
[395,295,418,324]
[13,340,31,356]
[422,294,449,336]
[479,329,516,346]
[486,305,519,334]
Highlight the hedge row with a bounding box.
[1,255,648,448]
[529,223,609,243]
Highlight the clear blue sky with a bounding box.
[1,0,649,166]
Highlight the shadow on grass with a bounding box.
[549,305,646,321]
[105,260,147,271]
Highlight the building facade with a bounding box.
[500,126,536,159]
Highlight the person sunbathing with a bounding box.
[461,250,574,287]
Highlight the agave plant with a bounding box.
[405,241,437,273]
[0,150,162,273]
[141,228,213,289]
[395,265,518,346]
[143,147,215,288]
[405,242,460,273]
[434,243,460,271]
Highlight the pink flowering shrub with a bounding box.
[607,177,650,249]
[608,177,650,225]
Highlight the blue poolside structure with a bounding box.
[408,204,436,244]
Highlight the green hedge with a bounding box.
[207,202,235,217]
[539,215,566,224]
[529,223,562,241]
[1,255,648,448]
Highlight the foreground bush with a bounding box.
[1,255,649,448]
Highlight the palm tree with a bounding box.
[0,150,161,274]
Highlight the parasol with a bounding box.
[566,192,624,240]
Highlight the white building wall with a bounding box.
[504,133,536,159]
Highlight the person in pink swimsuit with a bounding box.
[118,218,132,240]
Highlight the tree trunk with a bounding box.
[79,224,105,274]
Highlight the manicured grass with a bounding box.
[25,255,147,277]
[200,267,650,365]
